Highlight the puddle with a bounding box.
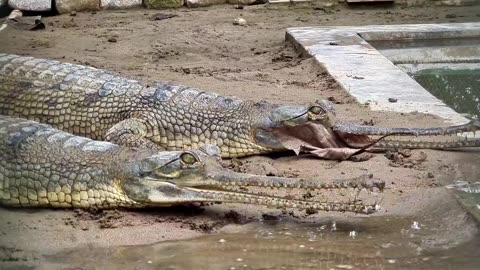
[410,68,480,119]
[45,216,480,270]
[371,37,480,119]
[447,181,480,224]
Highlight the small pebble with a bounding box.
[234,5,244,9]
[411,221,421,230]
[233,18,247,26]
[70,11,76,17]
[108,37,117,43]
[236,258,243,262]
[219,238,226,243]
[331,221,337,231]
[335,265,353,269]
[387,259,396,264]
[388,97,398,103]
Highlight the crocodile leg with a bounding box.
[105,118,164,150]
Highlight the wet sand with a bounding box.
[0,3,479,268]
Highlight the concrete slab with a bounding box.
[8,0,51,11]
[286,23,480,125]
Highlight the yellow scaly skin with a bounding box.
[0,53,478,160]
[0,115,382,213]
[0,54,333,158]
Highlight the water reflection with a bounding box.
[47,217,480,270]
[409,68,480,119]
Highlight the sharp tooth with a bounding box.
[465,131,479,139]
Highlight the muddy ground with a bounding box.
[0,2,479,268]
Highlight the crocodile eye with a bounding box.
[180,152,198,165]
[309,105,325,115]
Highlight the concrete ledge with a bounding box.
[286,23,480,125]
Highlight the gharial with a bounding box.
[0,115,383,212]
[0,53,479,160]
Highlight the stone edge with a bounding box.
[286,23,480,125]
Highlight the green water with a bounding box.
[409,68,480,119]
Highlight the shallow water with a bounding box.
[370,36,480,119]
[411,68,480,119]
[46,215,480,270]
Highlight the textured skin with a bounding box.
[0,53,273,157]
[0,115,381,213]
[2,53,476,160]
[0,115,141,208]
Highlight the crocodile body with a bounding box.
[1,53,479,160]
[0,53,284,157]
[0,115,381,212]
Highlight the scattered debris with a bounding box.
[150,13,178,21]
[411,221,421,230]
[2,10,45,31]
[362,119,375,126]
[349,153,374,162]
[225,158,279,176]
[224,210,251,224]
[327,96,344,104]
[233,17,247,26]
[305,208,318,215]
[385,149,427,169]
[261,213,281,221]
[62,18,78,28]
[189,221,220,233]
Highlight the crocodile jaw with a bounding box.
[122,161,384,214]
[333,119,480,149]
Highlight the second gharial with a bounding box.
[0,115,383,213]
[0,53,479,160]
